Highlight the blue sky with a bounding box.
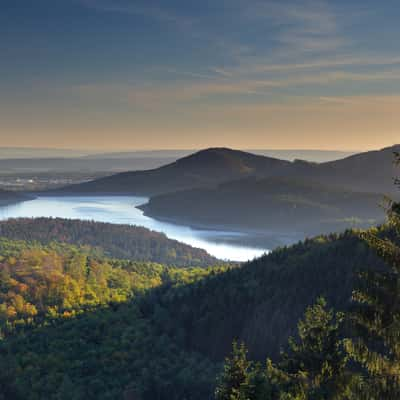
[1,0,400,150]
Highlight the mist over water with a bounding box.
[0,196,268,262]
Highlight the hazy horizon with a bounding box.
[0,145,363,151]
[0,145,379,153]
[0,145,361,159]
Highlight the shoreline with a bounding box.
[2,192,298,250]
[138,207,303,248]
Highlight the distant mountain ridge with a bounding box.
[293,144,400,194]
[54,147,294,196]
[55,144,400,196]
[0,147,354,161]
[53,144,399,243]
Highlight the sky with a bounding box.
[1,0,400,151]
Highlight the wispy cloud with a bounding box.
[237,55,400,73]
[162,68,217,80]
[69,68,400,111]
[80,0,193,29]
[76,0,400,107]
[244,0,346,55]
[79,0,250,59]
[210,68,234,78]
[80,1,348,61]
[318,95,400,106]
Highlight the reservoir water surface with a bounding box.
[0,196,268,261]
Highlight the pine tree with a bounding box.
[274,298,351,400]
[243,362,274,400]
[345,153,400,399]
[215,341,252,400]
[216,300,353,400]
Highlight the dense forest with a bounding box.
[0,238,226,399]
[215,196,400,399]
[140,177,385,238]
[214,153,400,399]
[0,222,396,399]
[0,218,219,267]
[138,225,399,362]
[0,238,224,337]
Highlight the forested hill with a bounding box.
[0,238,224,399]
[0,225,393,399]
[0,189,33,206]
[53,148,293,195]
[294,144,400,194]
[137,227,390,362]
[140,177,385,238]
[54,145,399,196]
[0,218,219,267]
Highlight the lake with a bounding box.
[0,196,268,262]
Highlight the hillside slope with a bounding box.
[0,238,220,400]
[53,148,293,195]
[140,177,386,238]
[139,228,389,362]
[0,227,391,400]
[294,144,400,194]
[0,218,219,267]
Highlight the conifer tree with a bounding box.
[215,341,252,400]
[345,153,400,399]
[273,298,351,400]
[216,299,352,400]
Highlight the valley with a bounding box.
[0,145,398,259]
[42,145,399,247]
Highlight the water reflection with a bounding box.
[0,196,268,262]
